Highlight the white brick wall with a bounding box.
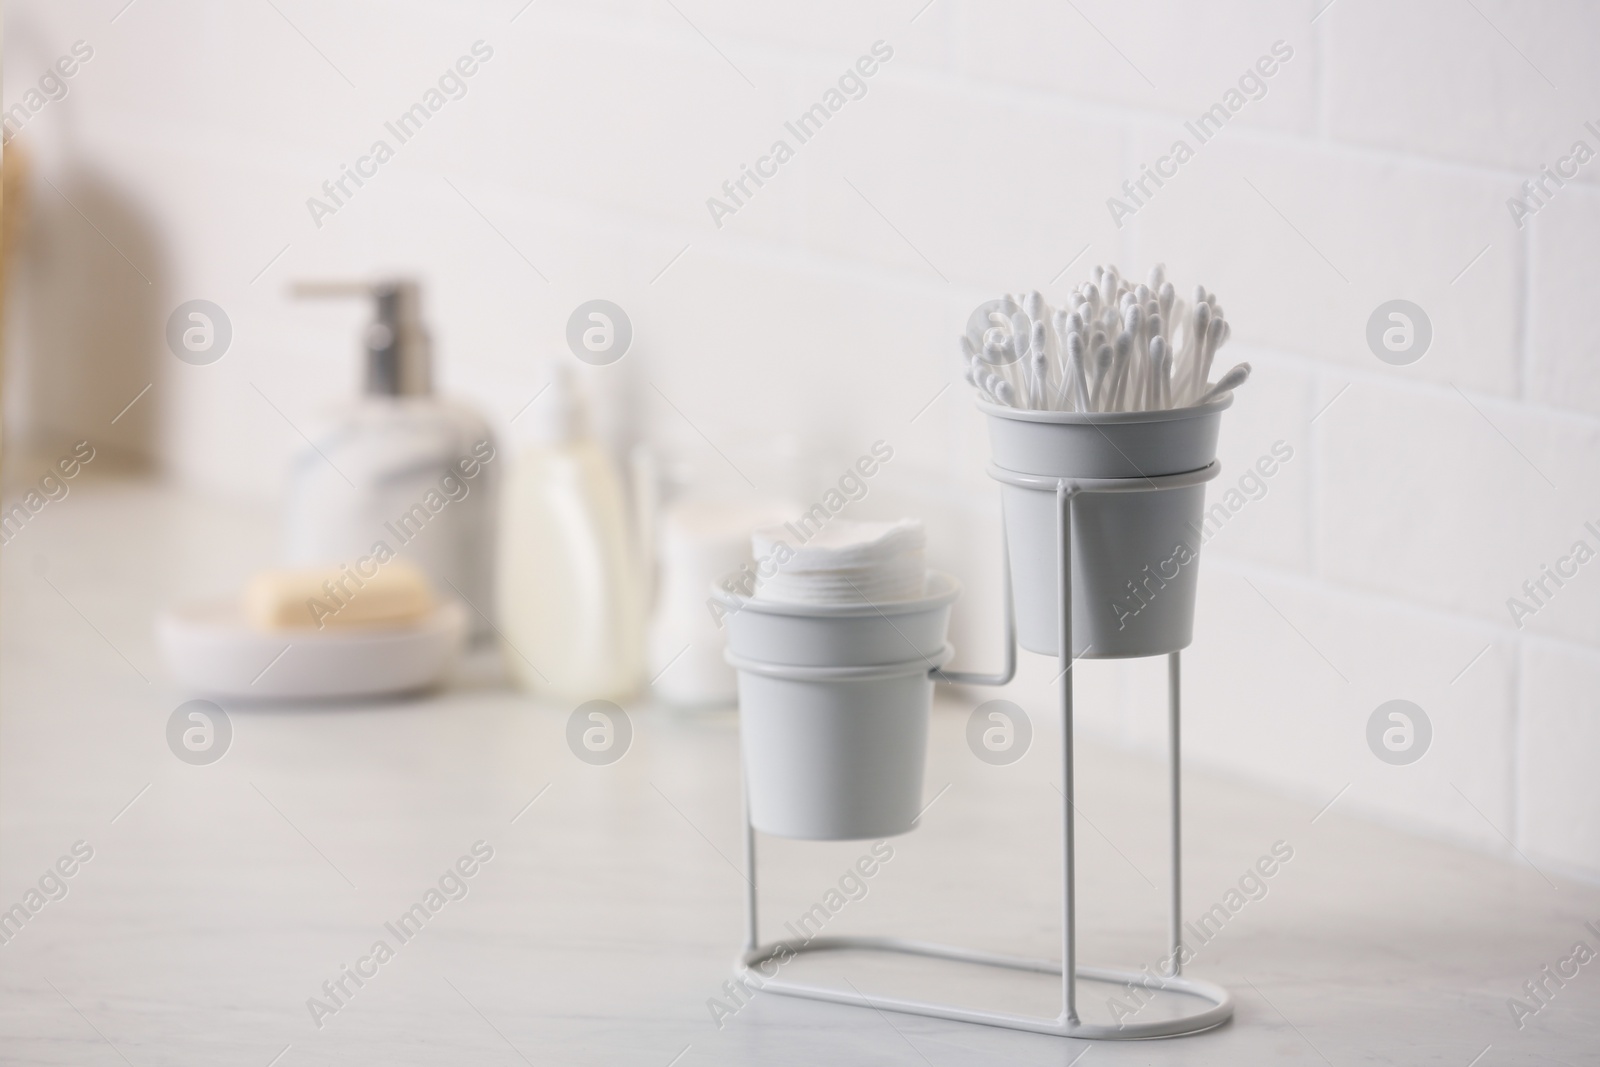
[6,0,1599,881]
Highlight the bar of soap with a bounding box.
[243,561,435,631]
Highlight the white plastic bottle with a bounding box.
[497,367,644,701]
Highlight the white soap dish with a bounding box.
[156,599,468,701]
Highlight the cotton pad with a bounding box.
[750,518,926,605]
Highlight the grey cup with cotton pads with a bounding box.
[719,519,953,840]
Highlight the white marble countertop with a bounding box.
[3,479,1597,1065]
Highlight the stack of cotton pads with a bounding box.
[751,518,926,605]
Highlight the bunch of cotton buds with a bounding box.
[961,264,1249,412]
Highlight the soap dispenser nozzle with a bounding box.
[291,278,432,397]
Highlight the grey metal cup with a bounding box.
[980,399,1229,658]
[728,648,951,840]
[722,576,958,840]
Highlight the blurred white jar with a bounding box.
[648,496,791,706]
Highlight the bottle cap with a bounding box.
[290,278,432,397]
[517,363,587,446]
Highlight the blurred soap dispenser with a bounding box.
[497,364,644,701]
[285,279,498,641]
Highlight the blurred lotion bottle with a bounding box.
[497,366,644,700]
[284,280,498,639]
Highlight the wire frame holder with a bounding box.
[733,461,1232,1040]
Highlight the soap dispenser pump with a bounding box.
[284,279,499,641]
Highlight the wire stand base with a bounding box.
[735,933,1233,1040]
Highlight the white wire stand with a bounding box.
[734,460,1232,1040]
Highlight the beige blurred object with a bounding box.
[5,138,165,466]
[1,138,30,447]
[243,561,436,631]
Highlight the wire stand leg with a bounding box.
[1057,484,1077,1026]
[742,775,758,953]
[1167,650,1182,978]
